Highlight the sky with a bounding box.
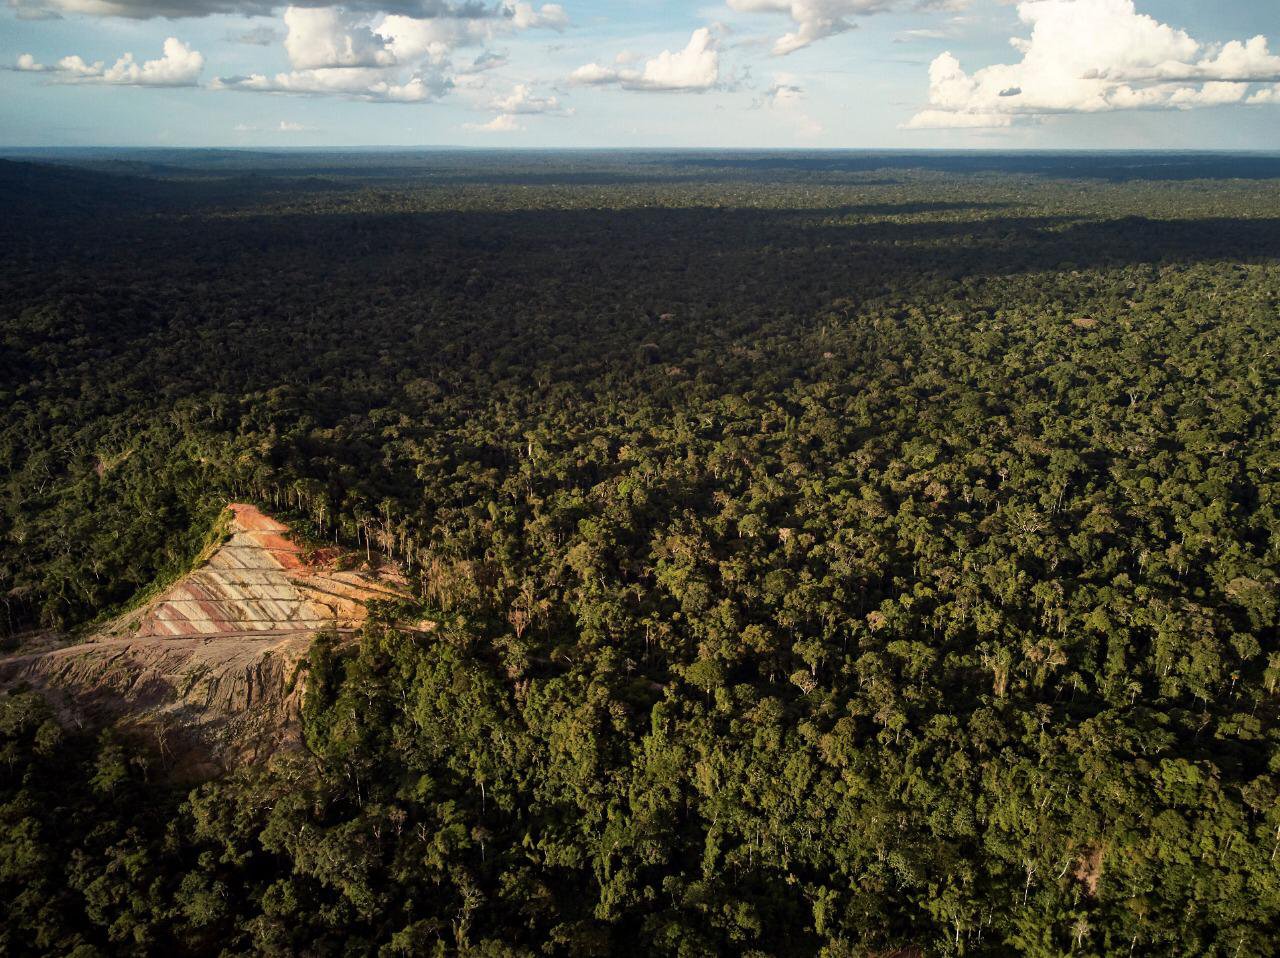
[1,0,1278,148]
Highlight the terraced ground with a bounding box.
[121,503,406,638]
[0,504,411,775]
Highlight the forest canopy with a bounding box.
[1,150,1279,956]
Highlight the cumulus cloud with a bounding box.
[894,28,947,43]
[504,0,565,30]
[902,109,1014,128]
[906,0,1280,128]
[284,7,395,69]
[57,55,106,76]
[14,38,204,86]
[372,4,564,63]
[376,13,492,63]
[571,27,720,92]
[215,65,449,100]
[1249,83,1280,105]
[102,38,205,84]
[464,113,521,131]
[637,28,720,90]
[568,62,616,85]
[726,0,896,55]
[374,1,564,60]
[489,82,569,114]
[210,1,566,103]
[463,82,569,132]
[1088,34,1280,84]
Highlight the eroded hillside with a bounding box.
[0,504,410,775]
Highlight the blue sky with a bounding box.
[2,0,1278,148]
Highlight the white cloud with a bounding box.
[366,74,446,99]
[15,37,203,86]
[726,0,895,55]
[894,28,947,43]
[569,62,618,85]
[214,0,567,104]
[1092,34,1280,84]
[907,0,1280,128]
[284,7,396,69]
[458,82,572,133]
[759,71,825,136]
[571,27,720,92]
[1205,37,1280,82]
[215,65,450,100]
[375,13,491,64]
[57,54,104,76]
[505,1,567,31]
[762,71,804,107]
[489,82,570,114]
[102,37,205,85]
[1249,83,1280,105]
[374,3,567,64]
[1163,81,1250,108]
[640,28,720,90]
[902,108,1015,128]
[465,113,522,131]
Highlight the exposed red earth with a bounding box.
[117,503,405,638]
[0,504,414,776]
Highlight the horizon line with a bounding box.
[4,145,1280,156]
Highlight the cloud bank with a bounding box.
[571,27,720,92]
[16,37,204,86]
[211,2,564,103]
[726,0,969,55]
[907,0,1280,128]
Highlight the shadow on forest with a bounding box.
[6,173,1279,290]
[158,207,1280,280]
[6,162,1280,429]
[676,152,1280,182]
[10,149,1280,190]
[5,160,1280,375]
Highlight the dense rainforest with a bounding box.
[1,150,1279,956]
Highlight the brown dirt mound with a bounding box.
[0,503,415,777]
